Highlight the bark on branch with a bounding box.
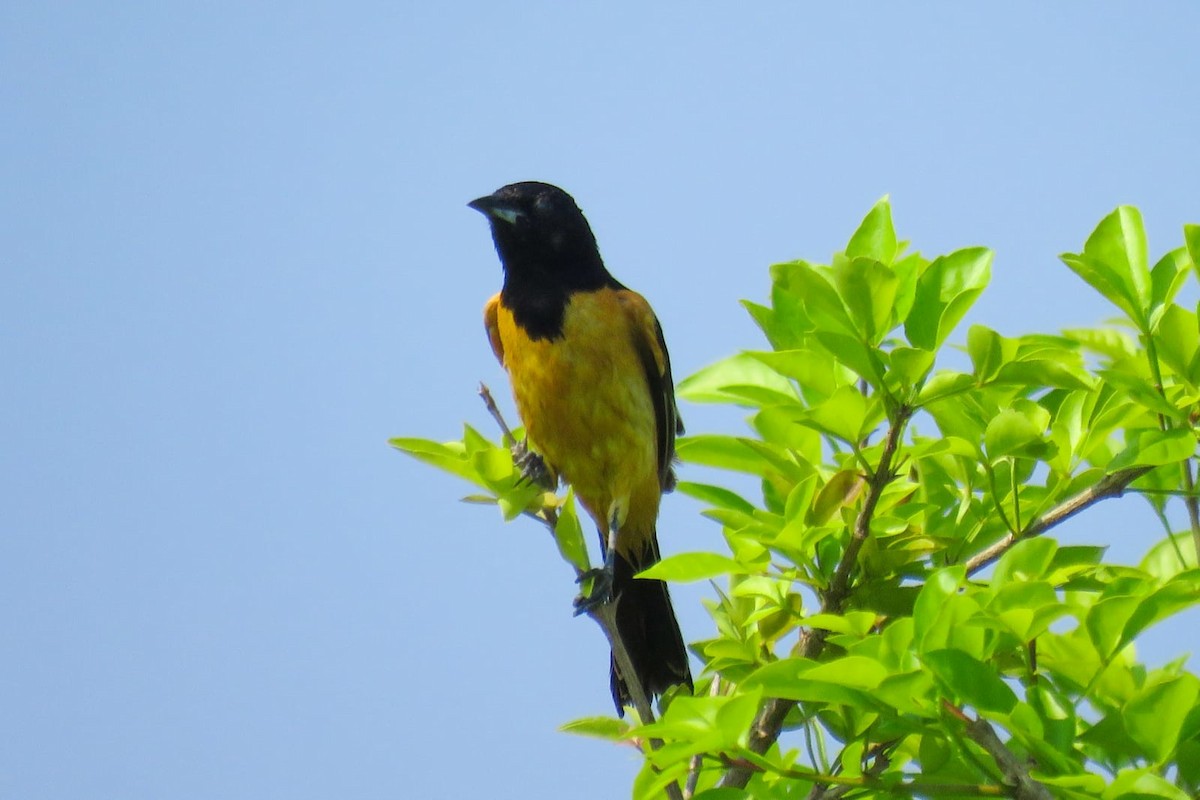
[964,464,1153,576]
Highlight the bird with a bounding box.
[468,181,693,714]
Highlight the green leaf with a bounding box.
[913,566,965,646]
[749,349,854,403]
[1061,254,1141,324]
[1116,571,1200,655]
[967,324,1009,382]
[675,482,758,514]
[915,371,976,406]
[390,434,486,489]
[753,406,823,459]
[984,408,1055,461]
[743,298,802,351]
[1063,206,1150,329]
[677,435,787,477]
[905,246,992,350]
[1153,303,1200,385]
[678,352,798,405]
[798,611,878,636]
[1086,594,1142,660]
[832,255,899,343]
[922,649,1018,713]
[1087,205,1151,321]
[1109,428,1195,470]
[741,658,881,706]
[471,445,516,483]
[773,260,859,337]
[799,384,876,444]
[889,346,935,388]
[845,196,897,264]
[1033,774,1107,794]
[1140,532,1198,581]
[1123,673,1200,763]
[553,492,591,573]
[559,715,631,741]
[1150,247,1191,314]
[1105,766,1193,800]
[918,734,952,773]
[990,359,1096,391]
[638,690,763,750]
[992,538,1057,587]
[1063,326,1138,361]
[1185,223,1200,278]
[815,331,886,388]
[638,552,744,582]
[803,655,890,689]
[807,469,865,525]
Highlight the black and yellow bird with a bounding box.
[469,181,692,713]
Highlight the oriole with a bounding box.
[469,181,692,713]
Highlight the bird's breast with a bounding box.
[497,288,659,531]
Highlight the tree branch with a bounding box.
[964,464,1153,576]
[477,384,683,800]
[721,407,912,789]
[827,405,913,604]
[943,701,1052,800]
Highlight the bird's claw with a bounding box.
[572,566,615,616]
[512,439,556,490]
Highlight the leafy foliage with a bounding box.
[394,200,1200,799]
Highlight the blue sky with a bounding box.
[3,3,1199,798]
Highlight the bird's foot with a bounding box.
[572,565,615,616]
[512,439,555,490]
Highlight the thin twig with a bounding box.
[964,464,1153,576]
[477,384,683,800]
[806,740,895,800]
[826,406,913,604]
[942,701,1052,800]
[479,383,516,447]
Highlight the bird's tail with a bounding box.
[609,536,693,715]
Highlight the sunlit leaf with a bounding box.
[845,196,897,264]
[560,716,631,741]
[678,352,798,405]
[984,408,1055,461]
[553,492,591,573]
[832,255,899,343]
[905,247,992,349]
[1123,673,1200,763]
[638,552,744,582]
[1087,205,1151,321]
[1109,428,1195,470]
[923,649,1018,713]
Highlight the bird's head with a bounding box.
[468,182,607,283]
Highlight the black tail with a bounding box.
[609,540,693,715]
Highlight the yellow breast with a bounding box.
[497,289,660,542]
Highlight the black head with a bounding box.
[468,182,614,290]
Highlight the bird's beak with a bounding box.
[468,194,523,225]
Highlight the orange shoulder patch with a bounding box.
[483,293,504,365]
